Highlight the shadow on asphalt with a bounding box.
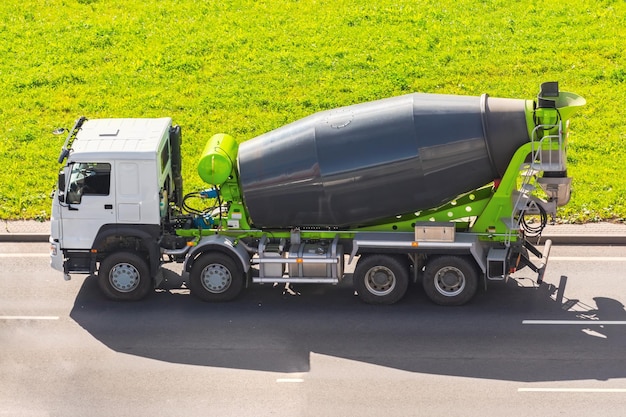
[70,271,626,382]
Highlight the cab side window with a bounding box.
[66,163,111,204]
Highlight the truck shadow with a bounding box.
[70,272,626,382]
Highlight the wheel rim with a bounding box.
[434,266,466,297]
[200,263,232,294]
[109,262,140,293]
[364,266,396,296]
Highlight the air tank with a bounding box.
[198,133,238,185]
[237,92,533,229]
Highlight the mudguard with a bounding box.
[184,234,251,274]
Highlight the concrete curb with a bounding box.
[2,226,626,245]
[536,234,626,246]
[0,233,50,243]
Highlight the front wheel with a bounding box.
[188,253,245,302]
[353,254,409,305]
[422,256,478,306]
[98,252,153,301]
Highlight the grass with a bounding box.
[0,0,625,222]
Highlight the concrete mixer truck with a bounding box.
[49,81,585,306]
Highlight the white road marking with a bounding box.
[0,254,623,261]
[549,256,626,262]
[276,378,305,383]
[519,388,626,393]
[523,320,626,325]
[0,316,60,320]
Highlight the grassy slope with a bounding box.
[0,0,624,221]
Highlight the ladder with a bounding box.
[506,121,565,245]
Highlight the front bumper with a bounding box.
[49,237,64,273]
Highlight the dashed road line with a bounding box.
[523,320,626,325]
[519,388,626,393]
[276,378,305,383]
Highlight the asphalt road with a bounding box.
[1,242,626,416]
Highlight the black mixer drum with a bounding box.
[237,92,531,228]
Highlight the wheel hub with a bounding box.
[109,263,140,293]
[201,263,232,294]
[365,266,395,296]
[434,266,465,297]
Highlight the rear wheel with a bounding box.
[422,256,478,306]
[98,252,152,301]
[353,254,409,305]
[189,253,245,302]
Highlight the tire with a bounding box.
[422,256,478,306]
[353,254,410,305]
[188,252,245,302]
[98,252,152,301]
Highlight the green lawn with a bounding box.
[1,0,624,222]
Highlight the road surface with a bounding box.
[1,242,625,416]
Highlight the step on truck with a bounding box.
[50,82,585,306]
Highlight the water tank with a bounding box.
[237,92,531,228]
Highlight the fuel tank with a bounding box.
[237,92,532,228]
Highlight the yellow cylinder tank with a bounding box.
[197,133,238,186]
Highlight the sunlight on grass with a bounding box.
[0,0,624,221]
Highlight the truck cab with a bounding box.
[50,117,182,299]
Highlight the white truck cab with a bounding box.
[50,117,182,299]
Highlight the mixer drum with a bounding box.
[238,92,531,228]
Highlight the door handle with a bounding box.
[104,204,113,209]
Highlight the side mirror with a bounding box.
[58,171,66,202]
[58,171,66,192]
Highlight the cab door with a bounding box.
[59,162,116,249]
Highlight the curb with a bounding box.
[538,234,626,246]
[2,232,626,245]
[0,233,50,243]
